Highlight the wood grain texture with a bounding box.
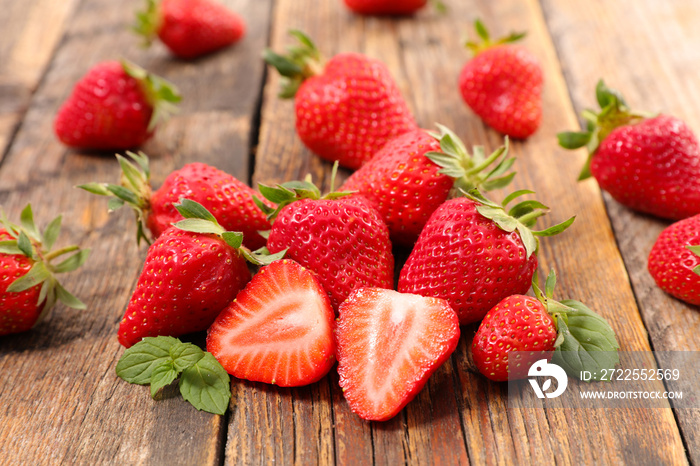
[250,0,688,464]
[541,0,700,461]
[0,0,271,464]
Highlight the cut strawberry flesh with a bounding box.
[336,288,460,421]
[206,259,336,387]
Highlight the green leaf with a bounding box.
[116,154,146,193]
[108,198,126,212]
[551,300,620,380]
[557,131,591,150]
[179,353,231,415]
[171,343,205,372]
[7,262,49,292]
[258,184,296,204]
[508,200,549,219]
[253,196,275,217]
[55,282,87,310]
[474,19,489,42]
[42,216,62,251]
[77,183,112,196]
[515,224,538,259]
[53,249,90,274]
[532,216,576,237]
[0,240,21,255]
[221,232,243,249]
[116,336,181,385]
[501,189,534,207]
[175,199,218,222]
[17,232,34,258]
[107,185,142,206]
[263,49,303,78]
[150,360,180,398]
[289,29,318,52]
[481,172,516,191]
[173,218,225,236]
[544,269,557,299]
[20,204,40,241]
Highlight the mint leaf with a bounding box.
[179,353,231,415]
[116,336,180,385]
[171,342,205,371]
[551,300,620,381]
[150,360,179,398]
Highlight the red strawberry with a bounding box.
[0,204,89,336]
[264,31,417,170]
[472,270,619,381]
[559,80,700,220]
[340,125,515,245]
[458,20,543,139]
[54,61,180,150]
[134,0,246,59]
[257,169,394,310]
[336,288,460,421]
[207,259,335,386]
[342,0,427,15]
[80,151,271,249]
[118,199,282,348]
[648,215,700,304]
[398,189,573,324]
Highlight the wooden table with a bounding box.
[1,0,698,464]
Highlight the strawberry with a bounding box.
[118,199,283,348]
[472,270,619,381]
[648,215,700,304]
[207,259,336,387]
[79,151,271,249]
[340,125,515,246]
[134,0,246,59]
[336,288,460,421]
[342,0,427,15]
[559,80,700,220]
[0,204,89,336]
[398,189,574,325]
[54,61,180,150]
[264,31,417,170]
[256,166,394,310]
[458,20,543,139]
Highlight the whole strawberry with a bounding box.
[79,151,271,249]
[559,80,700,220]
[398,189,573,324]
[342,0,427,15]
[340,125,515,245]
[0,204,89,336]
[118,199,282,348]
[54,61,180,150]
[648,215,700,304]
[472,270,619,381]
[264,31,417,170]
[256,166,394,310]
[458,20,543,139]
[134,0,246,59]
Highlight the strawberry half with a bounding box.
[559,80,700,220]
[458,20,543,139]
[207,259,336,387]
[134,0,246,59]
[264,31,417,170]
[472,270,619,381]
[336,288,460,421]
[0,204,89,336]
[79,151,272,249]
[54,61,180,150]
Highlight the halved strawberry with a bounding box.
[207,259,336,387]
[336,288,460,421]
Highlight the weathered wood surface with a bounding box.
[0,0,696,464]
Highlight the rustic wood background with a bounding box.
[0,0,697,464]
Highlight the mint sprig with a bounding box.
[116,336,231,415]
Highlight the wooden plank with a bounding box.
[0,0,272,464]
[540,0,700,461]
[252,0,688,464]
[0,0,79,156]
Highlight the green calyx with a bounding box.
[463,188,575,259]
[173,199,285,266]
[465,18,526,55]
[133,0,162,47]
[425,124,516,194]
[557,79,653,180]
[263,30,325,98]
[78,151,153,246]
[254,161,354,222]
[121,59,181,132]
[0,204,90,321]
[531,269,620,381]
